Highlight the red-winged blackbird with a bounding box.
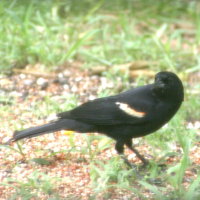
[6,71,184,166]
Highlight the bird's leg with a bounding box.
[115,141,136,169]
[125,139,149,166]
[129,146,149,166]
[120,154,137,169]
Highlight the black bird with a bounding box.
[6,71,184,166]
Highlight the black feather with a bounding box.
[6,71,184,166]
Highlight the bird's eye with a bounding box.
[162,77,169,84]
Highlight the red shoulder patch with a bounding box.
[116,102,146,118]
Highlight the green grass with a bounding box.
[2,171,61,199]
[1,0,200,199]
[0,0,199,72]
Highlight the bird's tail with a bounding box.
[4,119,69,145]
[4,119,94,145]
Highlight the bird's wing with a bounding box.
[58,89,155,125]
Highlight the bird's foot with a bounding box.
[120,154,137,170]
[141,160,149,168]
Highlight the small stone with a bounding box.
[58,77,68,85]
[19,74,26,79]
[36,78,48,90]
[37,77,48,86]
[23,79,34,86]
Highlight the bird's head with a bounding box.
[153,71,184,102]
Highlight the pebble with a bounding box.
[23,79,34,86]
[36,77,48,90]
[37,77,48,85]
[57,77,68,85]
[19,74,26,79]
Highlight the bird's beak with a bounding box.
[157,81,165,89]
[154,78,165,89]
[153,80,166,94]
